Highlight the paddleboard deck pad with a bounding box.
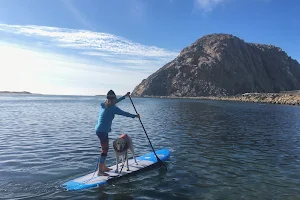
[61,149,170,191]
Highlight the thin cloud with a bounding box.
[195,0,271,12]
[195,0,228,12]
[62,0,94,30]
[0,23,179,79]
[0,23,178,59]
[130,0,147,22]
[81,51,115,57]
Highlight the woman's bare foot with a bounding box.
[103,166,112,172]
[97,170,109,176]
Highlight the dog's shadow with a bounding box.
[158,165,168,176]
[96,192,134,200]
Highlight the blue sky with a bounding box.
[0,0,299,95]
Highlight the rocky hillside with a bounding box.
[132,34,300,97]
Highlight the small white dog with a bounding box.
[113,134,138,173]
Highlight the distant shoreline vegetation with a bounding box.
[0,91,107,96]
[139,91,300,106]
[0,91,33,95]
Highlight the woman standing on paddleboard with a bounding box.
[95,90,140,176]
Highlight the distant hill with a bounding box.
[132,34,300,97]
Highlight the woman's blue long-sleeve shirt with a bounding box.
[95,96,136,133]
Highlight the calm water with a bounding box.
[1,95,300,199]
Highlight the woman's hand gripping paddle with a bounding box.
[128,94,167,170]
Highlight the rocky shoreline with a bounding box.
[141,92,300,106]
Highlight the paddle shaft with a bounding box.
[128,95,167,169]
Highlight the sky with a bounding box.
[0,0,299,95]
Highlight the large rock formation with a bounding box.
[132,34,300,97]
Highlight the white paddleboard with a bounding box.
[61,149,170,191]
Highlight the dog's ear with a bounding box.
[113,140,116,148]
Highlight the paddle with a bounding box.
[128,94,167,170]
